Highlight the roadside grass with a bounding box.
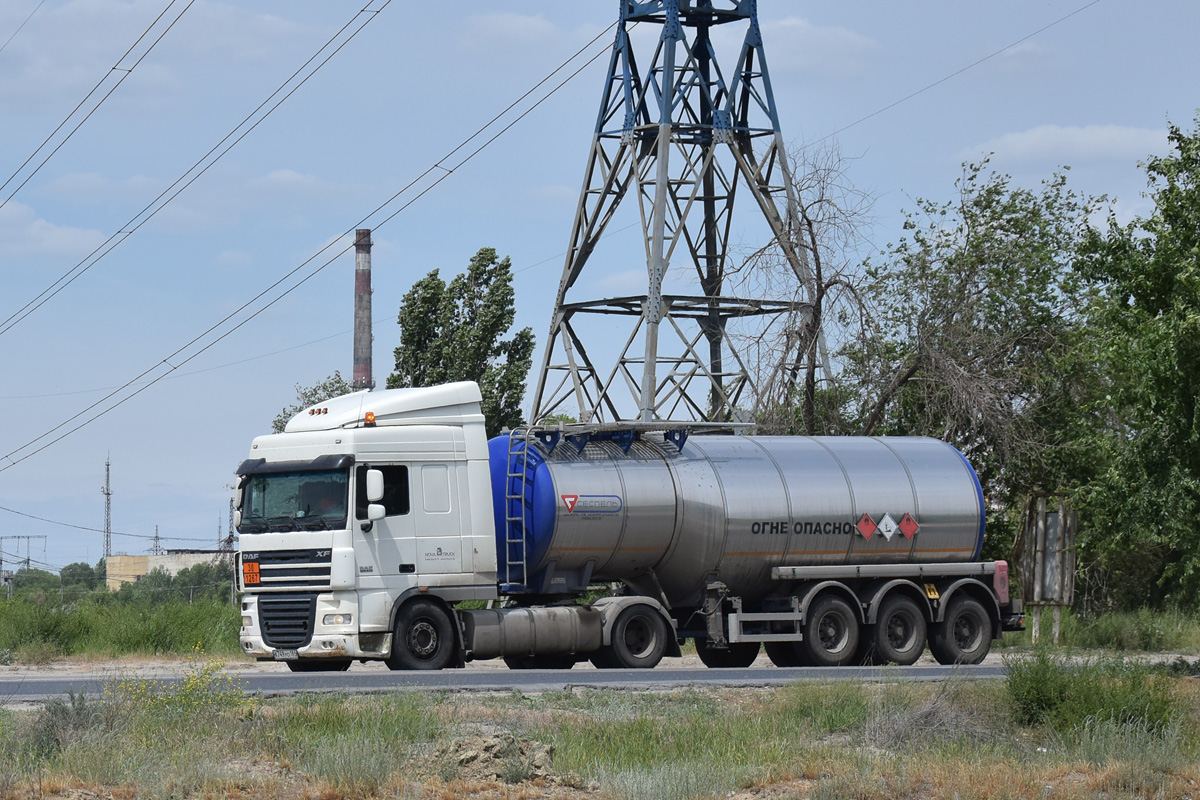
[0,597,240,660]
[998,606,1200,652]
[1,655,1199,800]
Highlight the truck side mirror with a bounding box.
[233,509,242,529]
[366,469,385,503]
[368,503,385,521]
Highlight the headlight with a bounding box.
[241,616,252,628]
[323,613,352,625]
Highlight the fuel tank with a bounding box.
[488,434,985,607]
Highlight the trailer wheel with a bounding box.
[873,595,928,665]
[764,641,805,667]
[696,639,760,668]
[286,659,351,672]
[929,595,991,665]
[386,599,456,670]
[801,594,859,667]
[605,605,668,669]
[503,653,577,670]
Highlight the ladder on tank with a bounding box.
[503,430,535,591]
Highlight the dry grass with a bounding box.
[2,672,1199,800]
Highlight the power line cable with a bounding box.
[816,0,1104,144]
[0,0,391,340]
[0,0,46,58]
[0,23,615,475]
[0,315,391,400]
[0,505,226,545]
[0,0,194,208]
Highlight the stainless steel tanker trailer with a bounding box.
[234,382,1022,671]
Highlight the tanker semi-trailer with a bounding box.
[234,382,1022,672]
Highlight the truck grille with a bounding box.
[242,548,332,591]
[259,593,317,648]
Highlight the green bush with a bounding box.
[1006,649,1180,733]
[0,596,240,658]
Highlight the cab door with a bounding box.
[353,464,416,587]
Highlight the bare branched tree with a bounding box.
[730,143,874,434]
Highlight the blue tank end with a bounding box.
[949,444,987,560]
[487,435,558,588]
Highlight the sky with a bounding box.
[0,0,1196,574]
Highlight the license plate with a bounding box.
[273,649,299,661]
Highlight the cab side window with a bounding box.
[355,465,410,519]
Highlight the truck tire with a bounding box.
[873,594,927,665]
[695,639,760,668]
[800,594,859,667]
[286,659,352,672]
[929,595,991,665]
[765,641,804,667]
[603,605,668,669]
[386,599,456,670]
[503,653,577,670]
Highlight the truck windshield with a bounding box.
[238,469,348,533]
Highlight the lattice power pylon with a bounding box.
[532,0,815,426]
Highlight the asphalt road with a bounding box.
[0,662,1007,706]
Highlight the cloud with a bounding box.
[965,125,1166,163]
[749,18,877,77]
[214,249,251,267]
[593,268,645,295]
[41,173,162,204]
[535,184,576,204]
[249,169,322,192]
[0,0,304,113]
[0,201,106,257]
[459,13,560,52]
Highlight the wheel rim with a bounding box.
[886,612,913,650]
[622,617,657,658]
[953,614,980,651]
[817,612,847,653]
[409,619,439,658]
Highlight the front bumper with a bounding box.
[239,592,391,661]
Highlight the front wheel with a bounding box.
[929,595,991,665]
[599,605,668,669]
[386,599,457,670]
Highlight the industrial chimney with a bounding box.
[352,228,374,390]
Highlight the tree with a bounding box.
[387,247,535,437]
[848,164,1097,507]
[59,561,96,590]
[272,371,353,433]
[12,567,60,603]
[732,144,872,435]
[1075,117,1200,606]
[174,559,233,604]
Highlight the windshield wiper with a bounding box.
[238,521,268,533]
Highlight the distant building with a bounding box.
[105,550,229,591]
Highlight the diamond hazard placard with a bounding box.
[899,513,920,539]
[878,513,899,541]
[856,513,877,540]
